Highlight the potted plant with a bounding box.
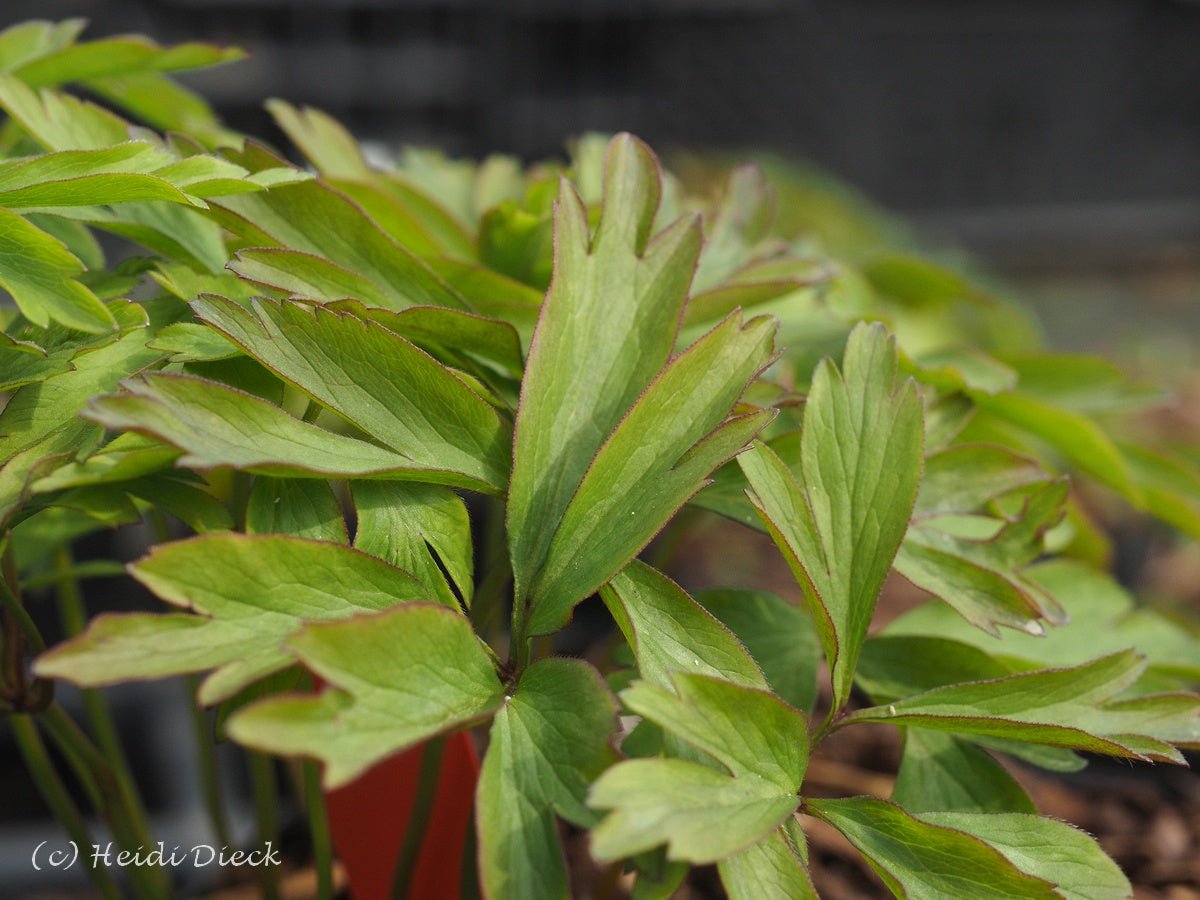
[2,19,1198,899]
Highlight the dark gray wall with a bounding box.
[9,1,1200,213]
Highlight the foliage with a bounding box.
[2,19,1199,900]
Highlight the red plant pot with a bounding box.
[323,731,479,900]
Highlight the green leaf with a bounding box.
[35,534,433,704]
[477,658,617,900]
[739,322,923,711]
[844,650,1200,763]
[599,561,767,690]
[1121,441,1200,540]
[622,674,808,789]
[915,444,1052,518]
[590,673,807,866]
[33,432,193,494]
[855,635,1018,704]
[717,828,817,900]
[246,478,347,543]
[806,797,1058,898]
[148,322,239,362]
[265,100,476,257]
[427,258,542,345]
[690,165,778,292]
[193,297,511,493]
[0,74,129,148]
[227,604,503,787]
[123,474,232,534]
[895,479,1070,636]
[264,99,371,180]
[1004,353,1162,414]
[85,373,469,482]
[888,559,1200,682]
[12,34,242,88]
[911,348,1019,396]
[228,247,397,309]
[86,73,240,148]
[0,207,114,331]
[507,134,702,604]
[973,390,1140,503]
[0,20,85,73]
[892,729,1036,814]
[589,759,799,865]
[479,199,554,289]
[0,422,94,527]
[351,481,472,610]
[0,324,163,461]
[697,587,821,714]
[528,311,774,634]
[917,811,1131,900]
[0,331,71,390]
[210,143,470,311]
[325,299,523,381]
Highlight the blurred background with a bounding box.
[2,2,1199,897]
[11,0,1200,352]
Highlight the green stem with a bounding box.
[510,608,531,675]
[0,556,44,655]
[303,762,334,900]
[470,497,512,646]
[248,751,281,900]
[390,736,447,900]
[53,547,154,851]
[10,715,124,900]
[230,473,253,532]
[301,399,323,423]
[39,704,172,899]
[185,675,231,848]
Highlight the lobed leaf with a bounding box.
[193,296,511,493]
[888,559,1200,682]
[697,587,821,714]
[918,812,1131,900]
[892,729,1036,815]
[717,828,817,900]
[85,373,467,483]
[246,477,347,544]
[806,797,1059,898]
[589,759,799,865]
[507,133,702,605]
[844,650,1200,763]
[739,321,923,711]
[621,674,808,789]
[211,142,470,310]
[35,534,433,704]
[477,659,618,900]
[599,561,767,690]
[227,604,503,788]
[528,310,775,634]
[351,481,473,610]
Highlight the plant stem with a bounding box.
[53,547,153,852]
[390,736,447,900]
[39,704,172,898]
[185,675,231,848]
[10,714,124,900]
[470,497,512,646]
[0,555,44,655]
[303,761,334,900]
[248,751,281,900]
[230,473,253,532]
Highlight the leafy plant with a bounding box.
[2,18,1199,900]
